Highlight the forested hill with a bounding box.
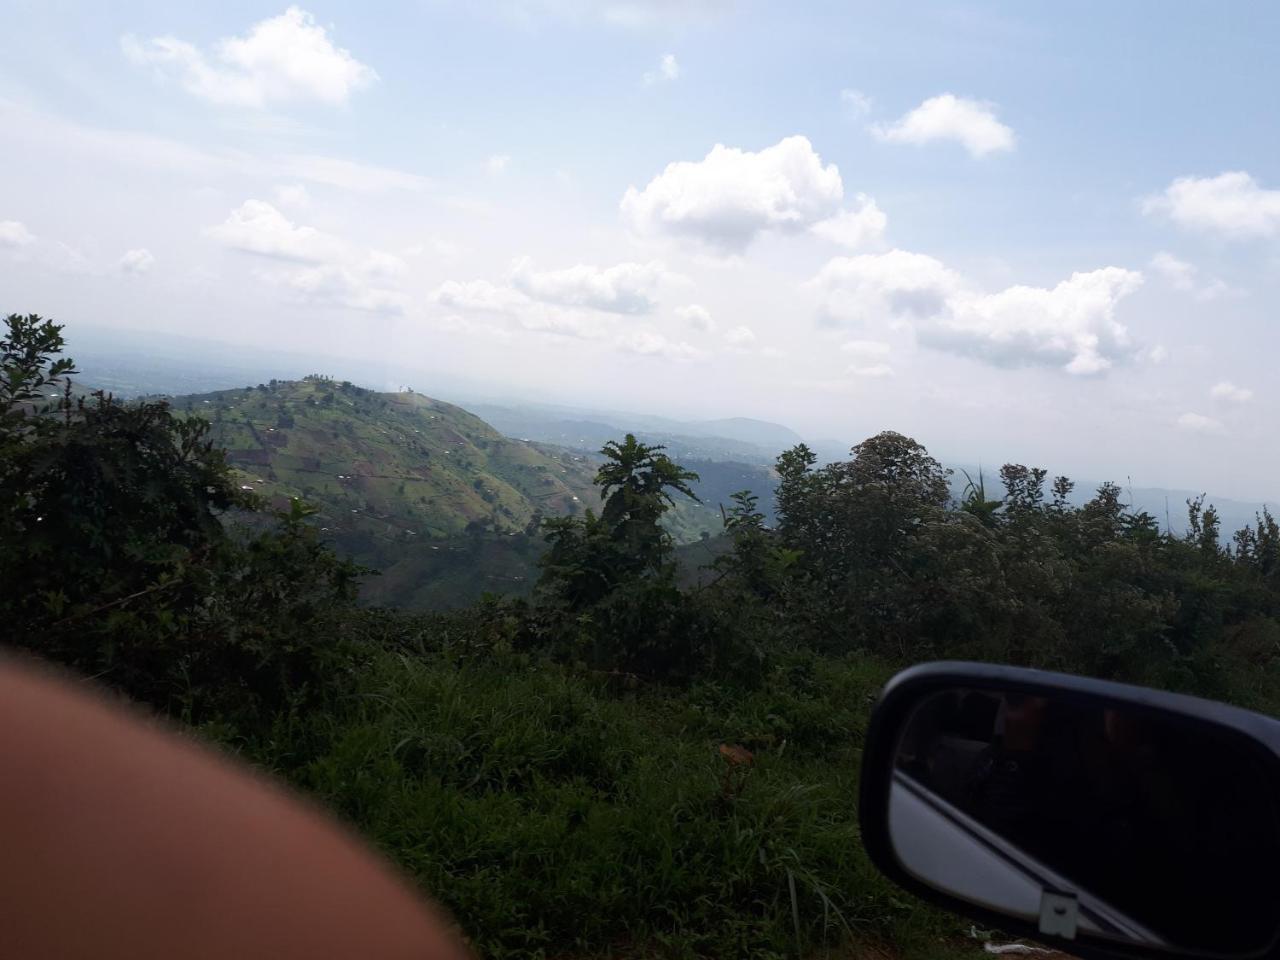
[169,377,595,607]
[177,377,597,539]
[169,377,773,607]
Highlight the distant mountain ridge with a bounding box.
[468,403,797,465]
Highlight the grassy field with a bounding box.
[212,627,988,960]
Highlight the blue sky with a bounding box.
[2,1,1279,498]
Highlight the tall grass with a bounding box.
[226,645,973,958]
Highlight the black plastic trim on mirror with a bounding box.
[859,661,1280,960]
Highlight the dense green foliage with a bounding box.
[8,314,1280,958]
[171,379,748,609]
[1,316,362,730]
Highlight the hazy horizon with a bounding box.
[64,322,1280,506]
[3,3,1279,499]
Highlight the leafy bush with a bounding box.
[1,314,363,729]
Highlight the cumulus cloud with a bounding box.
[724,325,756,346]
[872,94,1015,157]
[806,250,962,326]
[0,220,35,247]
[278,257,408,313]
[806,250,1143,375]
[509,257,673,314]
[207,199,345,262]
[208,199,404,311]
[676,303,714,332]
[433,278,527,314]
[643,53,680,85]
[122,7,376,108]
[434,261,692,342]
[620,135,843,252]
[118,248,155,274]
[939,268,1143,375]
[1210,380,1253,404]
[616,328,699,360]
[840,88,872,116]
[1176,412,1225,434]
[486,153,511,175]
[1143,171,1280,239]
[811,194,887,250]
[432,277,610,339]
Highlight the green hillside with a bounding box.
[174,376,599,607]
[179,376,596,533]
[171,377,766,608]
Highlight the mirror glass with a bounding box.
[889,687,1280,956]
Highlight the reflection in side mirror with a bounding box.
[861,664,1280,960]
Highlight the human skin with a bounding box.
[0,657,468,960]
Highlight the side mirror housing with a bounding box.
[859,662,1280,960]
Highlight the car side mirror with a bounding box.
[859,662,1280,960]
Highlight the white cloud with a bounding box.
[433,278,527,314]
[122,7,377,108]
[0,220,35,247]
[431,278,610,339]
[1,99,429,198]
[872,94,1015,158]
[207,199,345,262]
[1176,412,1225,434]
[1148,251,1239,301]
[1145,344,1169,365]
[486,153,511,175]
[806,251,1143,375]
[620,135,844,252]
[1149,252,1195,291]
[207,199,404,311]
[849,363,894,378]
[934,268,1143,376]
[509,257,672,313]
[676,303,714,332]
[643,53,680,85]
[277,260,406,313]
[806,249,963,326]
[811,194,887,250]
[616,328,699,360]
[1210,380,1253,404]
[840,88,872,117]
[724,324,756,346]
[840,339,891,358]
[1143,171,1280,239]
[118,248,155,274]
[274,183,311,208]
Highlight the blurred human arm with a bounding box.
[0,657,467,960]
